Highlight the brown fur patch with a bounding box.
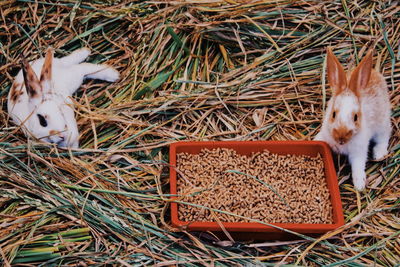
[40,49,53,82]
[49,130,59,136]
[348,50,373,97]
[329,108,338,123]
[327,48,347,95]
[10,82,24,103]
[28,73,36,81]
[21,57,41,98]
[362,69,385,97]
[332,125,353,145]
[25,84,38,98]
[352,111,361,128]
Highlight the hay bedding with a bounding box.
[0,0,399,266]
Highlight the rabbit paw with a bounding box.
[352,171,366,191]
[373,143,388,161]
[100,66,120,82]
[77,47,91,60]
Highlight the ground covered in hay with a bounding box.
[0,0,399,266]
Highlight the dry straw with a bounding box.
[0,0,399,266]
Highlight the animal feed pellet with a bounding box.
[176,148,333,224]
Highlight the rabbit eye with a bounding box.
[332,111,336,119]
[354,114,358,122]
[37,114,48,127]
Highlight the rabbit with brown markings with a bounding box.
[7,47,119,148]
[315,48,391,191]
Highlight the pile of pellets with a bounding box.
[176,148,333,224]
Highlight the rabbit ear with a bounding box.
[39,48,53,93]
[21,55,42,99]
[326,47,347,95]
[349,50,373,97]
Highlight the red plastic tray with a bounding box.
[169,141,344,239]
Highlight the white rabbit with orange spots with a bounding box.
[315,48,391,191]
[7,48,119,148]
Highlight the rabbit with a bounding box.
[7,47,120,148]
[314,47,392,191]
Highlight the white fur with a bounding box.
[315,70,391,191]
[7,48,120,148]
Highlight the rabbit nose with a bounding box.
[333,127,353,145]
